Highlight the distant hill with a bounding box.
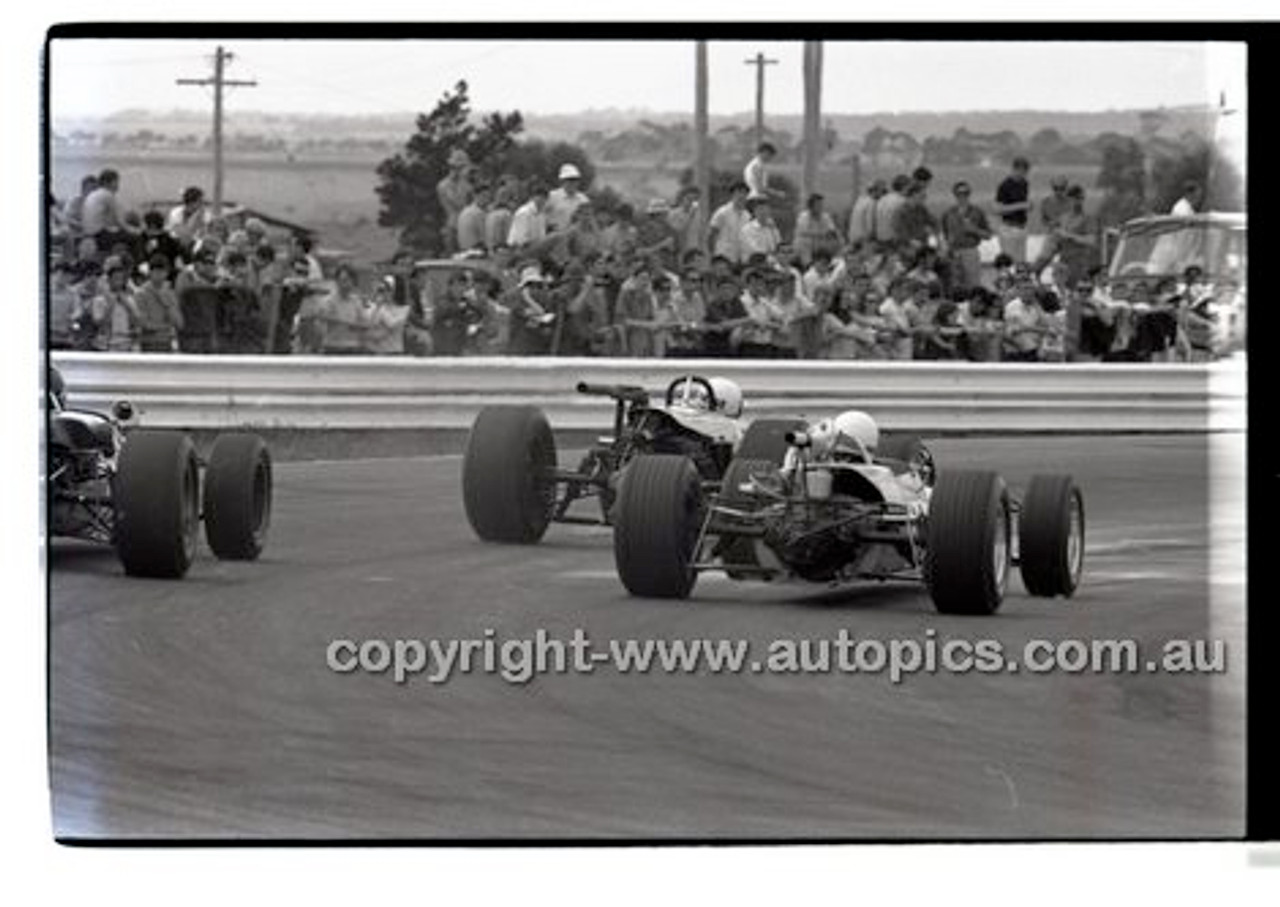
[51,105,1225,147]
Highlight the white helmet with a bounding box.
[708,377,744,418]
[831,410,879,458]
[558,163,582,181]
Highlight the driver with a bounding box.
[667,375,744,418]
[780,409,931,498]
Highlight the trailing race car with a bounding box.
[47,368,273,579]
[612,410,1084,614]
[461,374,805,544]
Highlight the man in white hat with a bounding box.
[546,162,589,233]
[506,265,556,354]
[437,148,474,254]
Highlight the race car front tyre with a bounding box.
[1019,474,1085,598]
[114,430,201,579]
[736,418,808,464]
[462,405,557,544]
[925,470,1011,615]
[614,454,704,599]
[204,432,273,561]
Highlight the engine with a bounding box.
[761,503,868,582]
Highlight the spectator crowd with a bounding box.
[47,153,1240,363]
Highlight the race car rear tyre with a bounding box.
[614,455,704,599]
[718,457,776,578]
[736,418,807,464]
[462,405,557,544]
[1019,474,1085,598]
[204,432,273,561]
[114,430,201,579]
[925,470,1010,615]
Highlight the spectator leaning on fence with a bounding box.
[134,253,183,353]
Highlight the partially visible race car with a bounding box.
[611,410,1084,614]
[461,374,804,544]
[47,368,273,579]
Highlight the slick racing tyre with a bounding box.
[204,432,273,561]
[613,455,704,599]
[924,470,1011,615]
[462,405,557,544]
[736,418,808,465]
[1019,474,1085,598]
[114,430,201,579]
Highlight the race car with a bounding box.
[461,374,804,544]
[611,410,1084,614]
[47,368,273,579]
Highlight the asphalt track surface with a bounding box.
[49,434,1246,840]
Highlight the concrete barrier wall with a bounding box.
[50,353,1246,433]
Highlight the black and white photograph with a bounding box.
[32,20,1258,876]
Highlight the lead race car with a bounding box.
[47,367,273,578]
[612,410,1084,614]
[461,374,805,544]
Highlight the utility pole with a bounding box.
[801,41,823,202]
[744,51,777,149]
[177,46,257,218]
[695,41,711,252]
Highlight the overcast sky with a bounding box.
[48,39,1247,120]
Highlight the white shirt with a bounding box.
[507,201,548,248]
[740,218,781,259]
[744,156,769,198]
[708,202,750,263]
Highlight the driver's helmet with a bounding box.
[810,410,878,461]
[707,377,744,418]
[670,376,712,412]
[832,410,879,459]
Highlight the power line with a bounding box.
[176,46,257,217]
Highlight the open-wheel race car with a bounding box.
[611,410,1084,613]
[47,368,273,579]
[461,374,806,544]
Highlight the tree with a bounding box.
[1095,137,1147,227]
[376,81,601,255]
[374,81,523,254]
[1150,139,1244,213]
